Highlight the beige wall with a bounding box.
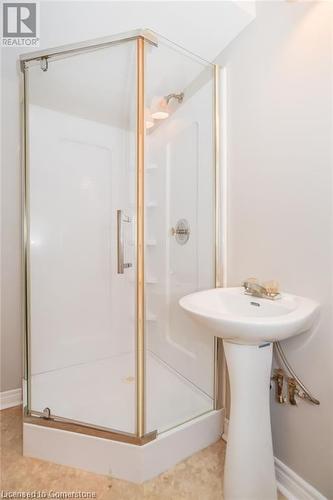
[1,60,23,392]
[216,2,333,497]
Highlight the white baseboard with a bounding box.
[0,388,22,410]
[222,417,327,500]
[275,458,327,500]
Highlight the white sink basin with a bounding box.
[179,286,320,500]
[179,287,319,345]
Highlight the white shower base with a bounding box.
[24,407,223,483]
[30,350,213,434]
[26,351,222,482]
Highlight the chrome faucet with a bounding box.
[242,279,281,300]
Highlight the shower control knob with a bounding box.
[171,219,190,245]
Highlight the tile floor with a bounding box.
[0,406,285,499]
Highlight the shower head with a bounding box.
[150,92,184,120]
[165,92,184,105]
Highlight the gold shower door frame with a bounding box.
[20,31,222,445]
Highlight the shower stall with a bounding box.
[21,29,224,480]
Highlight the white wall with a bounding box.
[216,2,333,497]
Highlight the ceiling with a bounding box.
[37,0,256,62]
[28,32,214,127]
[27,1,256,127]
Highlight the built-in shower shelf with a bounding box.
[128,239,157,247]
[146,277,158,284]
[130,313,157,321]
[129,201,157,209]
[128,277,157,284]
[146,164,158,171]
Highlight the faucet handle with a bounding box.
[242,278,281,300]
[263,280,280,297]
[242,277,258,290]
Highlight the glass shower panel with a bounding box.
[145,37,215,433]
[27,41,137,433]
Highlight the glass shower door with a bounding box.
[145,35,216,433]
[26,41,137,434]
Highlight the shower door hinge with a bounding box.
[42,407,52,419]
[40,57,49,72]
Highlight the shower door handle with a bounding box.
[117,209,132,274]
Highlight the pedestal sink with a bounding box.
[179,287,319,500]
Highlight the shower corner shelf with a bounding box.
[146,202,157,208]
[128,277,158,284]
[146,277,158,284]
[128,239,157,247]
[129,201,157,209]
[130,312,157,322]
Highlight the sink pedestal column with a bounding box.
[223,341,277,500]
